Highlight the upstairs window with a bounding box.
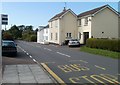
[84,17,88,26]
[55,20,58,28]
[51,22,53,28]
[78,19,81,26]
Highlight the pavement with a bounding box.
[2,64,56,84]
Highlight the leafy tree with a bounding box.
[9,25,20,39]
[2,31,13,40]
[30,35,37,42]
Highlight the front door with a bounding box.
[83,32,89,44]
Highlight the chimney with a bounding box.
[63,7,66,11]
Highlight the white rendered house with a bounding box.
[48,8,78,45]
[77,5,119,44]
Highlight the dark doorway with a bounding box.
[83,32,89,44]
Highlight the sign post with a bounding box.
[0,14,8,84]
[1,14,8,30]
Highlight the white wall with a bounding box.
[43,28,50,42]
[49,19,59,44]
[78,16,92,44]
[37,29,44,43]
[92,8,119,39]
[59,11,77,44]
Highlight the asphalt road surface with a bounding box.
[15,40,119,84]
[2,45,35,65]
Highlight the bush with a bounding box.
[2,32,14,41]
[30,35,37,42]
[86,38,120,52]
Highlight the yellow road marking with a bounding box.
[41,63,66,85]
[81,76,97,85]
[95,65,106,70]
[90,75,107,85]
[80,60,88,63]
[58,64,89,73]
[100,74,120,84]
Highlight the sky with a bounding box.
[1,2,118,30]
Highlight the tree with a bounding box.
[2,31,13,40]
[9,25,20,39]
[18,25,25,38]
[35,28,38,35]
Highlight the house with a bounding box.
[43,25,50,42]
[37,25,49,44]
[37,26,44,43]
[77,5,119,44]
[48,8,78,45]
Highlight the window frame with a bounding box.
[84,17,88,26]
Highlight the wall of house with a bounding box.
[49,19,59,44]
[59,11,77,45]
[43,28,49,42]
[78,16,92,44]
[37,29,44,43]
[91,8,119,39]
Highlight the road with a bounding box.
[15,40,119,84]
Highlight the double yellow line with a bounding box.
[41,63,66,85]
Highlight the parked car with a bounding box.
[2,40,17,56]
[68,39,80,47]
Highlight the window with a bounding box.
[46,29,48,33]
[51,22,52,28]
[51,33,53,40]
[66,33,69,37]
[78,19,81,26]
[79,32,81,39]
[84,17,88,26]
[66,33,72,38]
[55,33,58,40]
[46,36,48,40]
[69,33,71,38]
[55,20,58,28]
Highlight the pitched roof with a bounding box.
[44,24,49,28]
[77,5,110,17]
[49,9,70,22]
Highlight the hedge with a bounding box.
[86,38,120,52]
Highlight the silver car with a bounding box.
[68,39,80,47]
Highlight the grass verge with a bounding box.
[80,46,120,59]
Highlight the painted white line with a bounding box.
[26,53,29,55]
[46,48,52,51]
[33,59,37,62]
[56,52,71,57]
[69,60,80,62]
[80,60,88,63]
[44,48,47,49]
[43,48,52,51]
[43,62,55,64]
[29,55,32,58]
[95,65,106,70]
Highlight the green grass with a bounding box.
[80,46,120,59]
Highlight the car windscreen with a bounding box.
[70,39,78,41]
[2,42,15,47]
